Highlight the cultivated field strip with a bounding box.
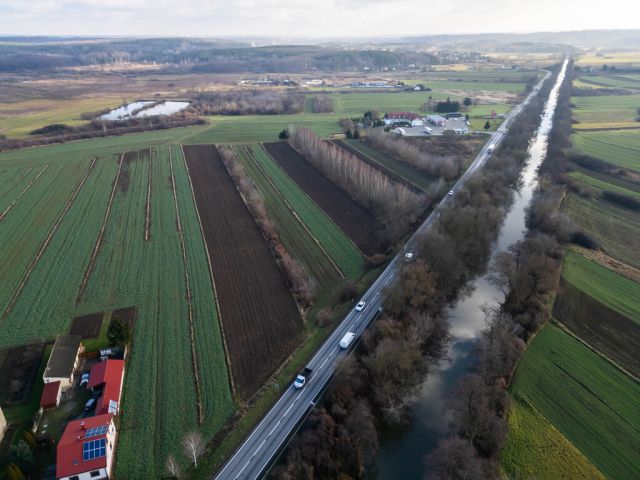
[75,153,124,303]
[1,158,97,322]
[168,147,203,423]
[0,164,49,221]
[250,144,364,280]
[65,145,234,478]
[0,157,120,346]
[0,166,33,201]
[264,142,382,256]
[511,324,640,480]
[234,144,346,287]
[182,144,302,399]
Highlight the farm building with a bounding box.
[384,112,424,126]
[56,413,117,480]
[87,360,125,416]
[0,407,6,442]
[426,115,447,126]
[43,335,84,391]
[40,380,62,410]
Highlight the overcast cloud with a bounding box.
[0,0,638,37]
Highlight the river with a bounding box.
[374,58,569,479]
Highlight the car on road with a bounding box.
[294,367,313,389]
[448,190,454,196]
[355,301,366,312]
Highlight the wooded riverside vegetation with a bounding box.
[289,127,427,242]
[273,64,557,480]
[188,90,305,115]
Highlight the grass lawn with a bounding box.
[501,395,606,480]
[510,323,640,480]
[571,130,640,171]
[570,94,640,130]
[561,251,640,325]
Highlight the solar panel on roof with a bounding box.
[83,438,106,461]
[85,425,108,438]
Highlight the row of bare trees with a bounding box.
[218,146,315,307]
[312,95,334,113]
[289,127,427,240]
[188,90,305,115]
[367,128,463,181]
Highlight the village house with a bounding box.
[57,414,117,480]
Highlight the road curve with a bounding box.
[214,68,553,480]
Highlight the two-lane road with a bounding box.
[215,69,552,480]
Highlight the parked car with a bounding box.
[79,372,90,387]
[84,398,97,413]
[355,301,366,312]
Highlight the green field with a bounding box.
[232,144,363,287]
[561,251,640,324]
[572,130,640,171]
[421,80,526,92]
[0,139,235,477]
[571,94,640,130]
[501,395,606,480]
[563,194,640,269]
[510,323,640,480]
[567,171,640,200]
[577,75,640,90]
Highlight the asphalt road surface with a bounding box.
[214,69,552,480]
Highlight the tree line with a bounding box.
[218,146,315,308]
[312,95,334,113]
[367,128,463,181]
[188,90,305,116]
[289,127,427,242]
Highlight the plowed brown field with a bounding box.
[183,144,302,399]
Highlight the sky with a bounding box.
[0,0,638,37]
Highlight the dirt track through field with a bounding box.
[144,148,152,241]
[264,142,382,256]
[169,147,204,422]
[76,153,125,304]
[0,164,49,221]
[1,158,97,322]
[183,144,302,399]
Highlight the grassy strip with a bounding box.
[562,251,640,324]
[567,171,640,200]
[571,130,640,172]
[501,395,606,480]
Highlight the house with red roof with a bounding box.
[87,360,124,416]
[40,380,62,410]
[383,112,424,126]
[56,413,117,480]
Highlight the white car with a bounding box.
[355,301,366,312]
[293,375,306,389]
[448,190,454,196]
[79,372,90,387]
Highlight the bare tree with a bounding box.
[165,454,183,479]
[182,432,205,469]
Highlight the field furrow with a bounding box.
[0,164,49,221]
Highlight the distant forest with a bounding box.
[0,38,439,73]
